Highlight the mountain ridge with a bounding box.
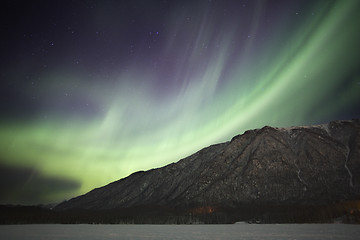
[55,119,360,211]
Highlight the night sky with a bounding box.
[1,0,360,205]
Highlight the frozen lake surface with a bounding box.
[1,224,359,240]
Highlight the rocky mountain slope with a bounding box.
[56,119,360,213]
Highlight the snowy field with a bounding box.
[0,224,359,240]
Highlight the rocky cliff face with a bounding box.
[56,119,360,211]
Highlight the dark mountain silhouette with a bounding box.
[51,119,360,223]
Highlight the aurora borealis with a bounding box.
[1,0,360,205]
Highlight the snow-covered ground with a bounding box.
[0,224,359,240]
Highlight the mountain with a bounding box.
[53,119,360,223]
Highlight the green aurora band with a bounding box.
[0,0,360,204]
